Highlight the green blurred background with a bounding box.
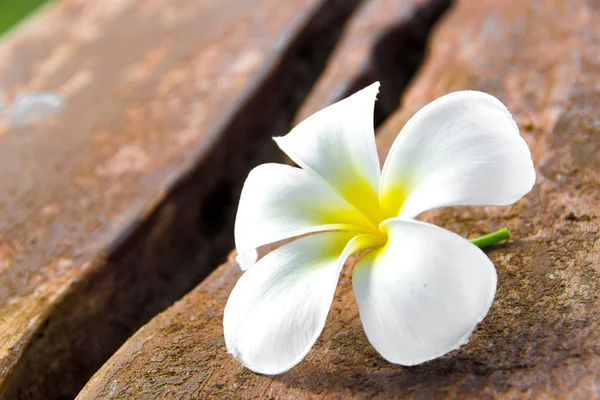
[0,0,49,36]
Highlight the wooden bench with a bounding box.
[77,0,600,398]
[1,0,599,398]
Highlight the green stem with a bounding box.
[470,227,511,249]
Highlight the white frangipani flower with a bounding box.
[224,82,535,374]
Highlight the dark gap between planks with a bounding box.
[340,0,454,128]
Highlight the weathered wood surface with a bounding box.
[78,0,600,398]
[0,0,361,398]
[294,0,451,127]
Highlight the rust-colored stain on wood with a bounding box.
[78,0,600,398]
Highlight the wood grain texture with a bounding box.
[80,0,600,398]
[0,0,360,398]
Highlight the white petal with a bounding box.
[224,231,379,374]
[234,163,376,268]
[235,249,258,270]
[353,219,497,366]
[274,82,382,223]
[380,91,535,219]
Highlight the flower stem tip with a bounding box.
[470,227,511,249]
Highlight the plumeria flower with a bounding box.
[224,82,535,374]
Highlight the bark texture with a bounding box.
[78,0,600,398]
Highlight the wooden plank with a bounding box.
[79,0,600,398]
[0,0,361,398]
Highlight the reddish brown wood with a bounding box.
[0,0,360,398]
[77,0,600,398]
